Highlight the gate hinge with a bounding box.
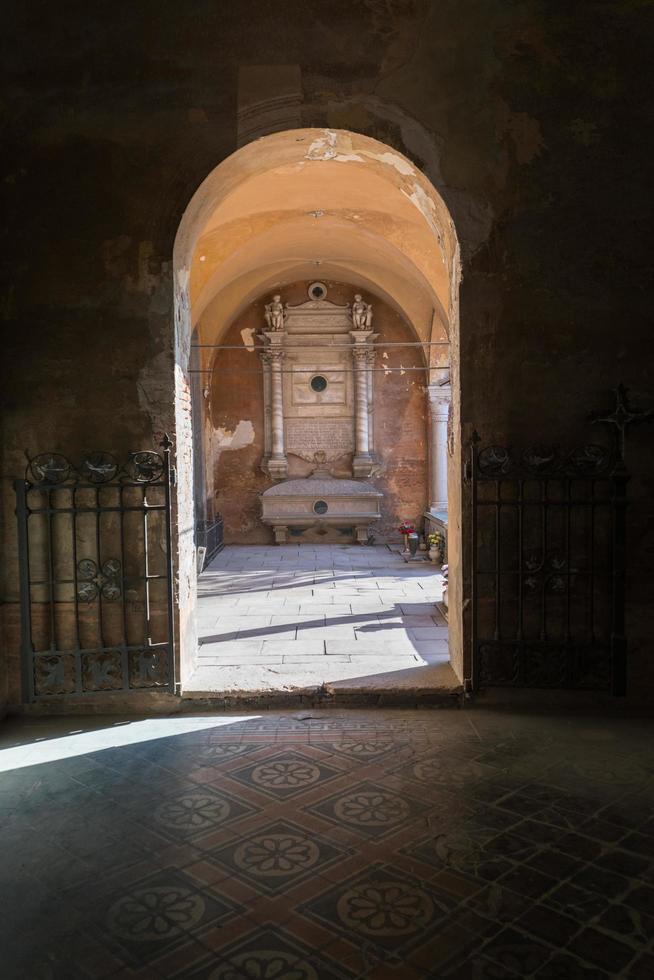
[170,466,177,487]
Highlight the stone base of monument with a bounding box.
[266,457,288,480]
[352,454,375,479]
[262,475,382,544]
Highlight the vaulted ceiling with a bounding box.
[174,129,459,370]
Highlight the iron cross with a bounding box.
[591,384,653,461]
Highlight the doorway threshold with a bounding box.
[181,659,463,709]
[187,543,461,707]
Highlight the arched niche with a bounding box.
[172,129,463,686]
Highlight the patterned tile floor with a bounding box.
[1,708,653,978]
[187,544,457,695]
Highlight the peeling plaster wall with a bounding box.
[206,282,428,544]
[1,0,652,706]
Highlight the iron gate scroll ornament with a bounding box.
[470,435,627,695]
[15,438,176,701]
[76,558,122,603]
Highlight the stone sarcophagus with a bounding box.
[261,475,382,544]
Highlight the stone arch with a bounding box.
[172,128,463,684]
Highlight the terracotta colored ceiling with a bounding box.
[174,129,458,358]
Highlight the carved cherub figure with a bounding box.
[264,294,286,331]
[351,293,373,329]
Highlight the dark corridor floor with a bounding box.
[1,708,653,979]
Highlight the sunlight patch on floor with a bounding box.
[0,715,260,772]
[186,543,456,695]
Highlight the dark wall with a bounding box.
[2,0,653,703]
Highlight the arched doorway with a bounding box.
[173,129,462,691]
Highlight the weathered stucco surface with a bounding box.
[1,0,653,707]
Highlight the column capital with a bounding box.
[262,330,287,346]
[349,330,378,345]
[351,346,369,364]
[427,383,451,416]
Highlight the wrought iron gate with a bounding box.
[470,440,627,694]
[15,439,176,701]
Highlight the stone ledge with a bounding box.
[182,659,463,709]
[180,689,463,710]
[263,477,381,496]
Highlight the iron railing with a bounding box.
[470,440,627,694]
[15,439,176,700]
[196,515,224,570]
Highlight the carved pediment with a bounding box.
[283,297,352,334]
[285,297,350,313]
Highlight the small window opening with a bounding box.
[308,282,327,300]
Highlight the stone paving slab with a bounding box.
[324,639,417,655]
[186,543,456,697]
[298,603,353,615]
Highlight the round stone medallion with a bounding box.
[310,374,328,392]
[308,281,327,300]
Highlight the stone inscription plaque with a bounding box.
[286,418,354,457]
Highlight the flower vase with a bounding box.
[402,534,410,555]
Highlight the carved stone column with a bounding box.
[265,333,288,480]
[427,383,451,512]
[366,347,376,453]
[350,329,376,477]
[260,350,272,467]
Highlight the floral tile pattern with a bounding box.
[225,750,345,800]
[175,926,356,979]
[312,739,398,762]
[99,869,244,964]
[209,819,352,894]
[305,780,431,839]
[150,786,260,842]
[301,864,458,959]
[1,707,653,978]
